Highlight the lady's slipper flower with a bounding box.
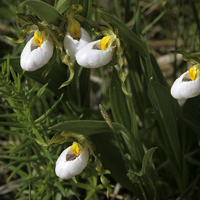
[171,64,200,100]
[64,27,91,58]
[75,35,116,68]
[20,30,54,71]
[55,142,89,179]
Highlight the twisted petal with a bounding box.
[20,37,54,71]
[171,71,200,99]
[55,146,89,179]
[75,40,115,68]
[64,28,91,58]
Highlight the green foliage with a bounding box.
[1,0,200,200]
[21,0,62,27]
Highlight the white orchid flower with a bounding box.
[20,30,54,71]
[55,142,89,179]
[64,27,92,58]
[171,64,200,100]
[75,35,116,68]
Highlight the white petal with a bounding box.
[20,37,54,71]
[75,40,114,68]
[64,28,91,58]
[55,146,89,179]
[171,71,200,99]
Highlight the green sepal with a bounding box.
[59,52,74,89]
[64,4,83,18]
[17,13,39,27]
[34,138,48,147]
[118,68,132,96]
[46,132,68,149]
[116,38,124,68]
[46,131,88,150]
[3,24,37,44]
[171,48,200,64]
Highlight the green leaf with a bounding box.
[46,132,67,149]
[34,94,63,124]
[55,0,73,14]
[84,189,96,200]
[10,139,35,154]
[0,121,29,128]
[142,11,166,35]
[67,63,90,107]
[110,68,135,134]
[7,163,27,182]
[171,48,200,64]
[90,133,134,192]
[54,180,66,197]
[0,104,25,111]
[21,0,62,27]
[0,113,17,118]
[30,83,48,108]
[110,69,144,163]
[148,79,187,190]
[50,120,130,139]
[94,6,148,58]
[133,147,157,176]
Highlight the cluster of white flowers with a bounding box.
[20,27,116,71]
[19,21,116,179]
[171,64,200,103]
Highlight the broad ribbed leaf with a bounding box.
[148,79,187,190]
[21,0,62,26]
[55,0,73,14]
[110,68,137,134]
[50,120,130,139]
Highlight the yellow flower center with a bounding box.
[68,17,81,40]
[100,35,115,51]
[189,64,200,81]
[34,30,47,47]
[71,142,82,157]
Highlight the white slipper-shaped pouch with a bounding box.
[171,65,200,99]
[64,27,91,58]
[55,142,89,179]
[20,30,54,71]
[76,35,116,68]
